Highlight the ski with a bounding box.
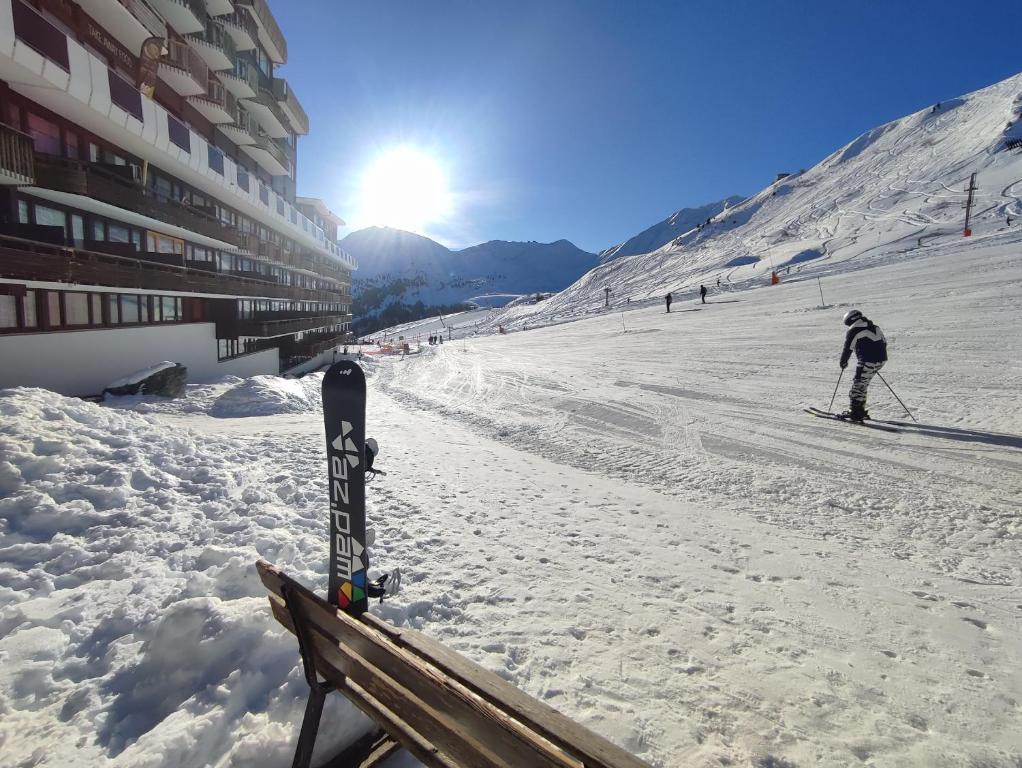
[322,361,371,614]
[804,407,901,433]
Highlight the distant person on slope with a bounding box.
[700,285,707,304]
[838,309,888,422]
[665,292,672,313]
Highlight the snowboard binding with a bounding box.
[367,569,401,602]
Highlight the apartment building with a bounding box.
[0,0,355,395]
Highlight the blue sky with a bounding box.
[275,1,1021,253]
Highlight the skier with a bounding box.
[838,309,887,422]
[700,285,707,304]
[665,292,672,313]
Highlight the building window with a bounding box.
[26,113,60,154]
[93,220,105,240]
[208,146,225,175]
[108,223,130,243]
[23,291,37,328]
[17,200,29,224]
[65,292,89,325]
[71,215,84,243]
[107,294,120,324]
[121,295,140,324]
[0,295,16,328]
[64,130,78,159]
[46,292,62,327]
[90,294,101,324]
[35,205,66,229]
[147,232,184,254]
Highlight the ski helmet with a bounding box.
[843,309,864,326]
[366,437,378,455]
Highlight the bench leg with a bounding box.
[293,682,328,768]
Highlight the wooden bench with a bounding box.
[256,560,652,768]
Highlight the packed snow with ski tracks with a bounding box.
[2,75,1022,768]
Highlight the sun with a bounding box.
[358,146,451,232]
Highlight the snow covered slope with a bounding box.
[599,195,746,263]
[483,73,1022,332]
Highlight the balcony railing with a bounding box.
[162,37,208,92]
[244,88,291,137]
[221,5,258,49]
[229,314,348,338]
[33,154,241,246]
[235,0,286,63]
[0,235,346,303]
[12,0,70,70]
[118,0,168,39]
[271,78,309,135]
[0,123,35,184]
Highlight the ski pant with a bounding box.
[849,360,884,406]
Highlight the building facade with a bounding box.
[0,0,354,395]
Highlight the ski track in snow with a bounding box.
[2,74,1022,768]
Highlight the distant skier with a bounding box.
[838,309,887,422]
[699,285,707,304]
[716,277,720,288]
[665,292,672,313]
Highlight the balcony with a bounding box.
[239,131,289,176]
[229,313,348,338]
[219,58,258,98]
[0,123,35,185]
[149,0,205,34]
[188,20,237,72]
[159,38,207,96]
[234,0,286,64]
[242,88,289,138]
[187,78,234,124]
[204,0,234,15]
[74,0,168,54]
[220,6,257,51]
[33,154,241,246]
[216,103,255,146]
[271,78,309,135]
[0,235,345,303]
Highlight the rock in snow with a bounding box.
[103,362,187,399]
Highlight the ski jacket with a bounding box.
[840,319,887,367]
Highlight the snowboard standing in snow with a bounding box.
[322,361,371,614]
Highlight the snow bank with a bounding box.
[0,387,369,766]
[210,374,324,418]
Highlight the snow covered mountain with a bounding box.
[598,195,746,263]
[485,72,1022,330]
[342,226,597,332]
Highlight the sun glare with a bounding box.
[359,146,451,232]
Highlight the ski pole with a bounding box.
[827,368,844,413]
[877,372,917,422]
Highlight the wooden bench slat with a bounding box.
[361,613,651,768]
[264,574,581,768]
